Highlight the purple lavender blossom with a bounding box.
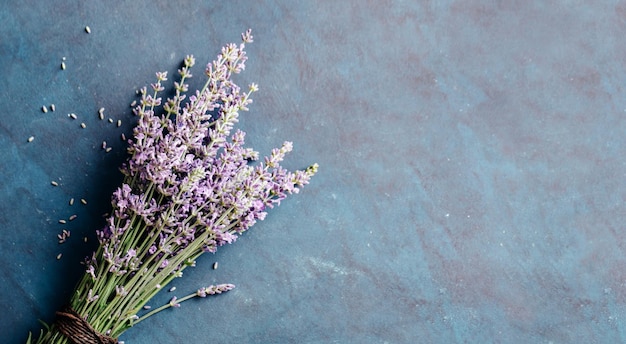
[97,29,317,266]
[197,284,236,297]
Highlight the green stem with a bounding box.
[130,285,207,329]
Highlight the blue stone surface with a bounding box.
[3,1,626,343]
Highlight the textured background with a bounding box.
[3,1,626,343]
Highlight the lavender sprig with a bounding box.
[28,29,317,343]
[134,283,236,325]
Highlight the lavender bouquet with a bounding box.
[27,29,317,344]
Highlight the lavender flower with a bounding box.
[197,284,236,297]
[28,29,317,344]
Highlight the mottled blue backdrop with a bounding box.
[3,1,626,343]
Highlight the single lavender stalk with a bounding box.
[27,29,317,344]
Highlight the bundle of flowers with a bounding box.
[27,29,317,344]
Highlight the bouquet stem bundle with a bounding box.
[27,29,317,344]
